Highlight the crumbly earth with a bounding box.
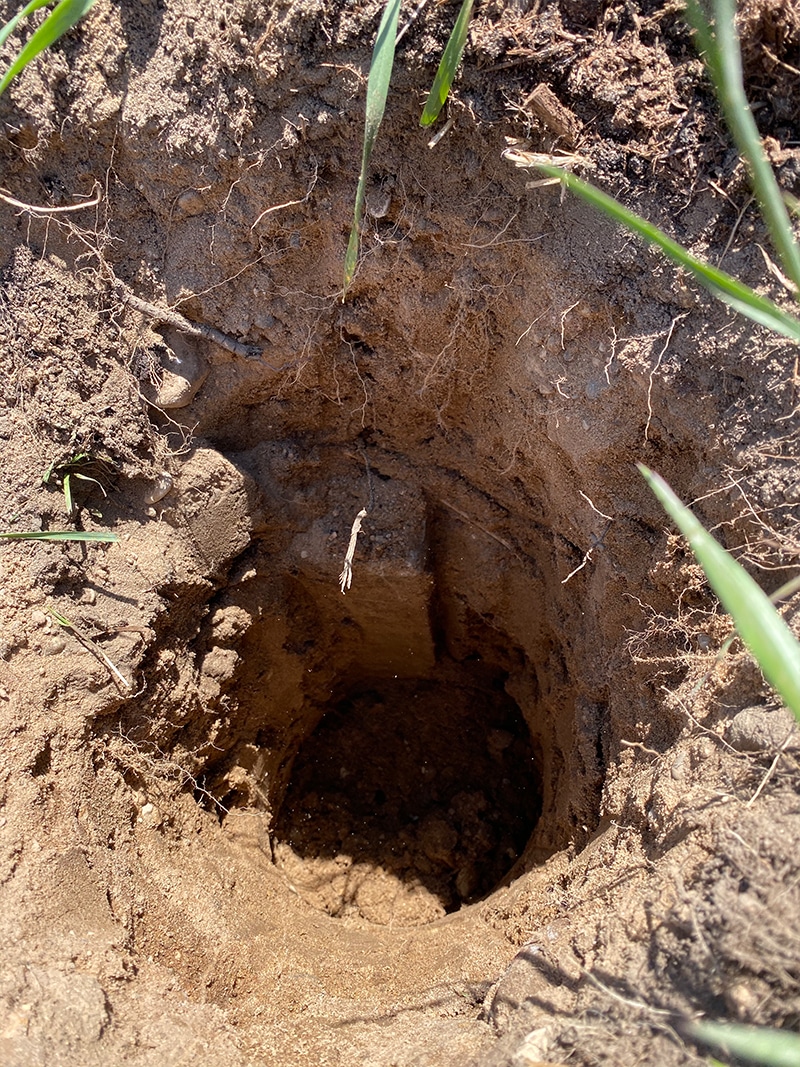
[1,1,800,1065]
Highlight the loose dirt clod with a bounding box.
[1,2,800,1066]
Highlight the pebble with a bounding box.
[138,802,163,829]
[141,334,208,410]
[42,636,67,656]
[176,189,206,216]
[670,749,688,780]
[726,705,796,752]
[143,472,174,505]
[365,184,392,218]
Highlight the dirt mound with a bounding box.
[1,2,800,1065]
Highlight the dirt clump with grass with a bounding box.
[1,1,800,1064]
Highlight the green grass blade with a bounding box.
[687,1020,800,1067]
[0,0,97,97]
[0,0,52,51]
[535,164,800,343]
[639,465,800,722]
[685,0,800,296]
[63,471,74,516]
[0,529,118,541]
[419,0,474,127]
[343,0,402,296]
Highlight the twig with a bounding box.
[620,739,662,757]
[427,118,454,149]
[747,731,794,808]
[396,0,429,45]
[114,281,265,361]
[48,607,132,691]
[439,498,522,561]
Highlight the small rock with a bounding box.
[141,331,208,410]
[726,705,797,752]
[512,1026,552,1066]
[138,802,163,829]
[694,736,715,760]
[42,636,67,656]
[365,183,392,219]
[176,189,206,216]
[30,610,47,627]
[670,749,688,780]
[143,472,174,505]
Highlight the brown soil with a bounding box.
[1,1,800,1065]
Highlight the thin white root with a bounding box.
[339,508,367,594]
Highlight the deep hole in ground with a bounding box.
[170,428,600,929]
[6,4,800,1062]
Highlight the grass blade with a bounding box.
[535,164,800,343]
[0,529,118,541]
[685,0,800,296]
[419,0,474,127]
[0,0,51,50]
[343,0,402,296]
[0,0,98,97]
[63,471,74,516]
[639,465,800,722]
[687,1019,800,1067]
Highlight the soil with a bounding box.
[1,1,800,1065]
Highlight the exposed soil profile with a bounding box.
[1,1,800,1066]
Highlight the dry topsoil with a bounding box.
[1,1,800,1064]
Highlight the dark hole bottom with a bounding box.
[273,668,542,923]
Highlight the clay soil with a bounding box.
[2,1,800,1064]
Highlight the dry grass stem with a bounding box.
[339,508,367,594]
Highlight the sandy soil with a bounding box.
[1,1,800,1064]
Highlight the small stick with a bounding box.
[396,0,429,45]
[747,731,794,808]
[114,281,264,361]
[427,118,454,149]
[439,498,521,560]
[339,508,368,594]
[48,607,132,691]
